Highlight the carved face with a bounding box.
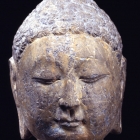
[10,33,125,140]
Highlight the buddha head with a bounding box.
[9,0,126,140]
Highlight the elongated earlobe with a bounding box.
[9,57,32,139]
[111,106,122,134]
[111,56,126,134]
[17,107,32,139]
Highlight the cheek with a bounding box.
[81,78,119,134]
[82,83,113,117]
[21,80,65,116]
[81,77,113,105]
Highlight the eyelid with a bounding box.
[80,74,108,83]
[32,77,61,85]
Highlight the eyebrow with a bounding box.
[33,56,103,72]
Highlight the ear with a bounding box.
[9,57,32,139]
[9,57,18,105]
[111,56,127,134]
[120,56,127,100]
[17,107,32,139]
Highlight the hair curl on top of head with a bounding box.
[12,0,123,62]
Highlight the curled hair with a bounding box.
[12,0,123,62]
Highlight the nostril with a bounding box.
[60,105,75,117]
[60,105,67,111]
[70,109,74,117]
[59,98,81,107]
[60,105,73,111]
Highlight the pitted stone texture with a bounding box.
[12,0,122,62]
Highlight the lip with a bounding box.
[60,121,80,127]
[54,119,83,128]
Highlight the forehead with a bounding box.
[18,33,118,71]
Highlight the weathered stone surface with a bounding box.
[9,0,126,140]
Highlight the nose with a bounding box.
[58,79,81,108]
[59,98,80,109]
[58,79,82,119]
[58,98,80,118]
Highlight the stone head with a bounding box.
[9,0,126,140]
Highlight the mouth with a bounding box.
[60,121,80,128]
[54,119,86,129]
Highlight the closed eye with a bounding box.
[80,74,108,83]
[32,77,61,85]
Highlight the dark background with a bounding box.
[0,0,140,140]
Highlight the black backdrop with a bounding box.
[0,0,140,140]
